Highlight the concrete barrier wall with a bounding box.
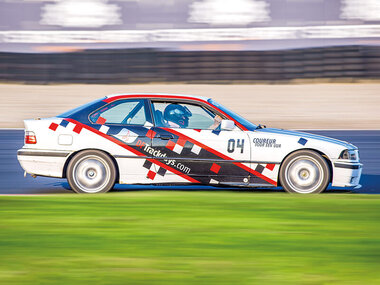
[1,46,380,83]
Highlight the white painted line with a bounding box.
[0,128,24,130]
[1,24,380,43]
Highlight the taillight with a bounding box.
[25,131,37,144]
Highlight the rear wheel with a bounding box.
[279,150,330,194]
[67,150,116,194]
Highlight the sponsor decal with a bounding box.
[114,128,139,144]
[164,159,191,174]
[136,139,191,175]
[252,138,281,148]
[144,145,167,158]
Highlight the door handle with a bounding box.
[159,134,174,140]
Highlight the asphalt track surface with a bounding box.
[1,130,379,195]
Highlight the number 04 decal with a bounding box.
[227,139,245,153]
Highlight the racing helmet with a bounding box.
[163,104,192,128]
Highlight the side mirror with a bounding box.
[220,119,235,131]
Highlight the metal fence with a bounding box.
[1,46,379,83]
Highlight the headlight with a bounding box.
[339,149,358,160]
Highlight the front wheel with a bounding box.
[279,150,330,194]
[67,150,116,194]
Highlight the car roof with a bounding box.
[102,92,249,131]
[105,93,210,102]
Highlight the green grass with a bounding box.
[0,191,379,284]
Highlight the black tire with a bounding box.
[67,150,116,194]
[279,150,330,194]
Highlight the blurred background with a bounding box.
[1,0,380,129]
[0,0,380,131]
[1,0,380,81]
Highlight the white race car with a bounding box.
[17,94,362,194]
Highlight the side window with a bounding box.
[151,101,218,129]
[90,99,148,125]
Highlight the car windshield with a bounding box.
[208,98,257,131]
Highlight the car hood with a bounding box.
[254,128,357,150]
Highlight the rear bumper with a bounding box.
[17,149,71,178]
[331,161,363,188]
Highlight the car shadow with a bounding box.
[111,184,353,194]
[3,174,378,195]
[110,174,379,194]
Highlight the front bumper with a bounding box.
[331,161,363,188]
[17,149,71,178]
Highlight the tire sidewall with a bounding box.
[279,150,330,194]
[67,150,116,194]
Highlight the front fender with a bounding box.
[248,128,355,163]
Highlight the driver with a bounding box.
[163,103,223,130]
[164,104,192,128]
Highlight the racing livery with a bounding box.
[17,94,362,194]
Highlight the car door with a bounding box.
[149,100,251,185]
[88,98,156,183]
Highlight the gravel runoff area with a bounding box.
[1,83,379,129]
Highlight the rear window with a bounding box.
[89,99,149,125]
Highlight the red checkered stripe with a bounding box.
[49,118,276,185]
